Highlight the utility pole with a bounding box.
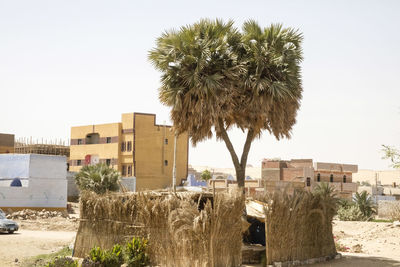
[172,132,177,193]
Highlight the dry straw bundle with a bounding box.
[74,190,244,267]
[256,189,337,265]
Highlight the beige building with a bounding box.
[69,113,189,190]
[262,159,358,198]
[0,133,14,154]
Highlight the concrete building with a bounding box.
[262,159,358,198]
[0,154,67,211]
[0,133,14,154]
[69,112,189,190]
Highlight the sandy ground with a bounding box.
[0,230,76,266]
[332,220,400,260]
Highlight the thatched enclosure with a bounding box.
[74,190,244,267]
[257,190,337,265]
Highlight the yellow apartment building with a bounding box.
[69,113,189,190]
[0,133,15,153]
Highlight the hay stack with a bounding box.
[257,190,337,265]
[74,190,244,267]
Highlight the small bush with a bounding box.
[389,202,400,221]
[84,245,124,267]
[125,237,150,267]
[337,205,364,221]
[45,257,78,267]
[104,244,124,267]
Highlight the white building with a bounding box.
[0,154,67,211]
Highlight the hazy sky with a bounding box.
[1,0,399,170]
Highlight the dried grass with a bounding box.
[256,190,337,265]
[74,190,244,267]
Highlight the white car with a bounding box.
[0,209,19,234]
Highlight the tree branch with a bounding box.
[218,119,240,168]
[240,128,254,169]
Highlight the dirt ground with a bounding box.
[0,229,76,266]
[332,220,400,261]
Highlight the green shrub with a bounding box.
[75,163,120,194]
[104,244,124,267]
[85,245,124,267]
[125,237,150,267]
[337,205,364,221]
[89,246,105,263]
[45,257,78,267]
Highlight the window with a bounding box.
[106,137,112,143]
[330,174,333,183]
[317,173,321,182]
[106,159,111,166]
[121,142,126,152]
[77,139,83,145]
[122,165,126,176]
[77,160,82,166]
[343,175,347,183]
[86,133,100,144]
[164,160,168,166]
[164,138,168,145]
[127,141,132,151]
[128,165,132,176]
[306,177,311,187]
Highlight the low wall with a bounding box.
[74,191,244,266]
[257,190,337,265]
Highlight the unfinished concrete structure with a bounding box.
[0,133,14,154]
[262,159,358,198]
[0,154,67,211]
[14,138,70,157]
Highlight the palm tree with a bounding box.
[353,191,376,220]
[312,182,338,199]
[149,19,303,187]
[75,163,120,194]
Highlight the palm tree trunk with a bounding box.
[218,119,254,188]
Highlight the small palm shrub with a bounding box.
[75,163,120,194]
[125,237,150,267]
[353,191,376,220]
[45,257,78,267]
[336,191,377,221]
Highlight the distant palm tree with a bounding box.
[312,182,338,199]
[149,19,303,187]
[353,191,376,220]
[75,163,120,194]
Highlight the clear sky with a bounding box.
[1,0,399,170]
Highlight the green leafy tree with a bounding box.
[200,169,212,181]
[149,19,303,187]
[382,145,400,168]
[353,191,376,220]
[75,163,120,194]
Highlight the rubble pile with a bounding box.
[6,209,69,220]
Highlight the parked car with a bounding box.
[0,209,19,234]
